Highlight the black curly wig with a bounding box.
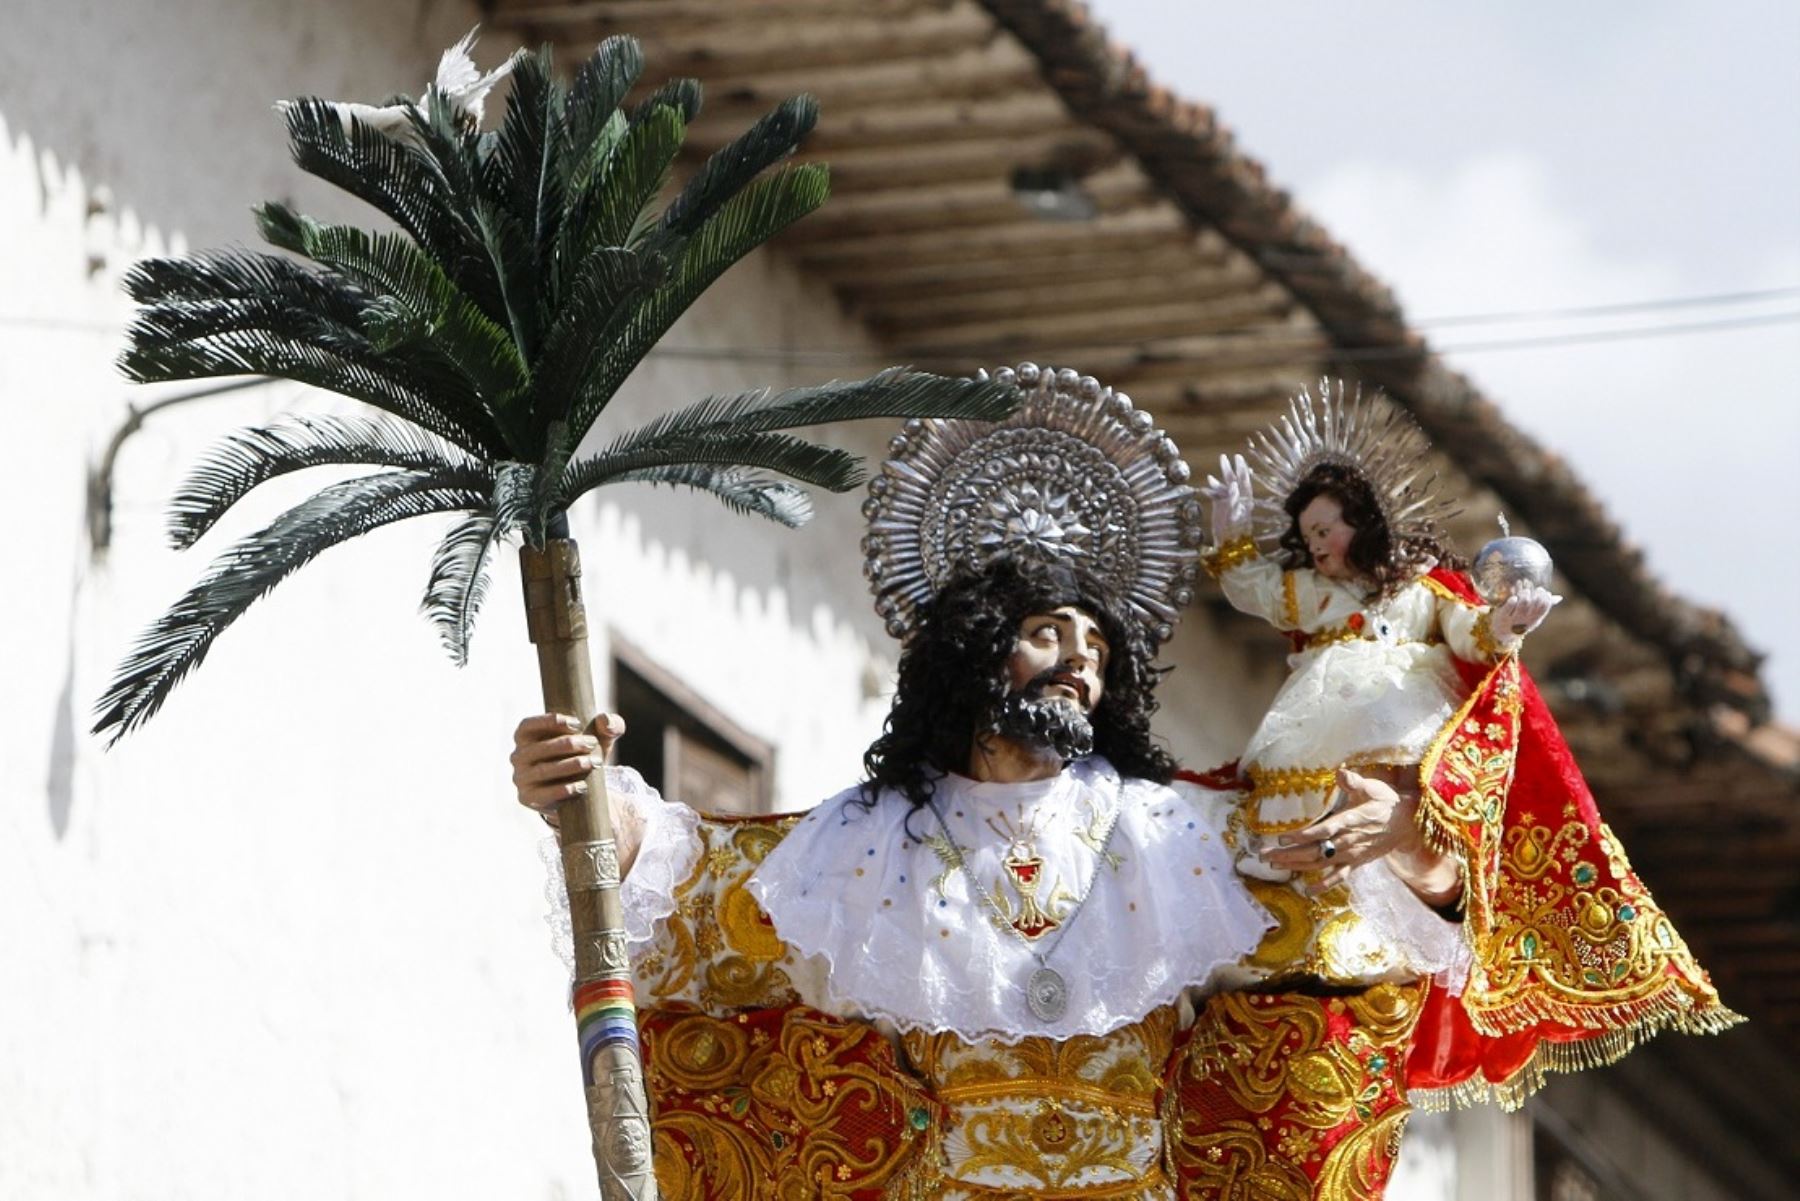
[860,555,1176,815]
[1278,463,1464,599]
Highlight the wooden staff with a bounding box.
[519,522,658,1201]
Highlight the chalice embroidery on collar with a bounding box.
[925,795,1126,1022]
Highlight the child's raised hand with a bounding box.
[1202,453,1255,543]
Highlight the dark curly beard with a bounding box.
[987,671,1096,762]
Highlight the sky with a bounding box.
[1084,0,1800,721]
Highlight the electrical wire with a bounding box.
[6,289,1797,368]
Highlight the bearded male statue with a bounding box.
[510,369,1733,1200]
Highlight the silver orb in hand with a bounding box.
[1471,516,1554,606]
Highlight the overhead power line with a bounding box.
[7,283,1799,342]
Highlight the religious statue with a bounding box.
[513,367,1737,1199]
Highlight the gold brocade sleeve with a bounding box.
[632,813,938,1199]
[633,813,805,1013]
[1414,656,1741,1105]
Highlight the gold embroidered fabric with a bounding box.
[1169,983,1428,1200]
[1201,534,1259,580]
[634,813,806,1013]
[1412,655,1742,1107]
[899,1009,1177,1199]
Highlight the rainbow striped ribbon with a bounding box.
[574,978,640,1085]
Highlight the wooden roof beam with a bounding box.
[663,41,1043,114]
[854,263,1269,327]
[493,0,955,33]
[615,10,997,79]
[887,336,1327,382]
[796,209,1194,272]
[782,165,1161,243]
[684,95,1076,155]
[884,286,1296,354]
[832,243,1250,304]
[791,132,1124,195]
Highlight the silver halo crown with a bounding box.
[1246,379,1458,550]
[862,363,1204,644]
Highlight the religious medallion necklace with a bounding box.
[927,784,1124,1022]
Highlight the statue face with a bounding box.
[1298,494,1357,580]
[1006,604,1109,713]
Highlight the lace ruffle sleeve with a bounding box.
[541,766,701,972]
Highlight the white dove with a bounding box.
[427,27,516,127]
[276,27,515,142]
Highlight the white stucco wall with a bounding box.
[0,3,902,1198]
[1,2,1505,1199]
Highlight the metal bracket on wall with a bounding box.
[86,377,276,555]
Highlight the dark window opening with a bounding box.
[610,637,775,815]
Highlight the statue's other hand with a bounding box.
[510,711,626,826]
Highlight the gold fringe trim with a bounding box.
[1411,663,1502,860]
[1202,534,1259,580]
[1408,1004,1745,1113]
[1465,983,1743,1042]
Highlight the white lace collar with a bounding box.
[746,757,1271,1042]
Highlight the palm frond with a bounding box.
[420,513,501,666]
[420,462,539,664]
[400,91,513,322]
[563,36,642,187]
[561,103,685,269]
[630,77,702,125]
[91,471,489,745]
[613,367,1022,445]
[123,251,511,456]
[529,245,666,431]
[473,197,542,371]
[646,95,818,255]
[559,431,862,502]
[482,48,565,294]
[255,204,529,415]
[168,413,485,549]
[124,306,510,458]
[565,163,830,442]
[281,99,480,285]
[599,463,813,528]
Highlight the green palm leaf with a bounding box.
[563,103,685,269]
[646,94,818,256]
[101,32,1025,742]
[256,204,530,416]
[599,368,1019,449]
[122,251,510,455]
[93,470,490,744]
[420,463,536,665]
[630,77,702,125]
[529,246,666,435]
[561,430,862,502]
[168,414,483,549]
[282,99,482,295]
[562,36,642,193]
[565,162,831,442]
[124,320,506,457]
[603,462,813,527]
[482,49,565,293]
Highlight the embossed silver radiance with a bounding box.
[563,838,622,892]
[863,362,1204,644]
[1027,967,1069,1022]
[576,929,633,981]
[1244,378,1459,553]
[587,1052,657,1199]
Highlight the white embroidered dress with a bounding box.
[1216,551,1498,839]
